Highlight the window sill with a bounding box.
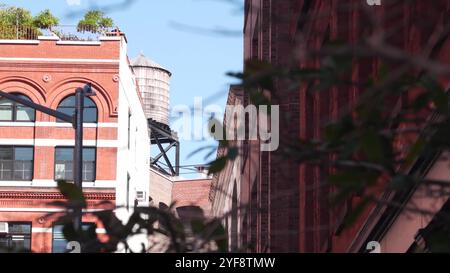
[51,123,98,128]
[0,180,115,188]
[0,122,35,127]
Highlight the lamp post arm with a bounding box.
[0,90,74,125]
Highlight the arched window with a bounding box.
[56,95,98,123]
[0,94,35,122]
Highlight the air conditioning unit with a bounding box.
[136,191,146,202]
[0,222,8,234]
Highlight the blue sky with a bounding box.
[1,0,244,178]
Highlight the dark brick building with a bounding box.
[210,0,450,253]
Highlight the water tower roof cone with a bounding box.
[131,52,172,76]
[131,52,171,125]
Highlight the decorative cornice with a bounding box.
[0,191,115,201]
[0,62,119,70]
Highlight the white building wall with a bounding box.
[115,37,151,252]
[378,152,450,253]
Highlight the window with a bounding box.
[56,95,98,123]
[0,146,33,181]
[128,110,132,149]
[0,94,35,122]
[0,222,32,253]
[52,223,95,253]
[126,173,130,210]
[54,147,96,182]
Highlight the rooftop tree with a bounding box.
[0,5,33,26]
[0,5,61,39]
[77,10,114,33]
[32,9,59,30]
[0,5,35,39]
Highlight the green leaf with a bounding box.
[412,92,432,110]
[324,115,354,142]
[210,221,228,252]
[419,75,448,112]
[57,180,86,207]
[360,130,384,162]
[208,157,228,175]
[404,138,426,168]
[191,219,205,235]
[227,147,239,160]
[390,175,415,190]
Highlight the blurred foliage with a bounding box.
[205,2,450,253]
[46,181,228,253]
[23,0,450,253]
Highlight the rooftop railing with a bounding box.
[0,25,120,41]
[0,25,39,40]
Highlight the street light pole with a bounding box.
[73,87,85,233]
[0,84,94,236]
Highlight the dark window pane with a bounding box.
[0,238,8,249]
[13,161,32,181]
[55,147,73,181]
[55,148,95,182]
[0,147,33,181]
[83,161,95,181]
[0,222,32,253]
[55,148,73,161]
[0,105,13,121]
[84,108,98,123]
[52,225,67,253]
[0,147,13,160]
[56,107,75,123]
[9,223,31,234]
[52,223,95,253]
[0,95,35,122]
[16,95,31,102]
[52,240,67,253]
[84,148,95,161]
[10,237,30,252]
[0,98,12,106]
[57,96,97,123]
[0,160,12,180]
[16,106,35,121]
[84,97,96,107]
[59,96,76,107]
[14,148,33,161]
[55,161,73,181]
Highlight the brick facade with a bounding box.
[210,0,450,253]
[172,179,212,216]
[150,169,212,217]
[0,33,150,252]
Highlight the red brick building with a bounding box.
[0,30,151,253]
[210,0,450,253]
[150,168,212,217]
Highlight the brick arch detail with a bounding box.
[0,76,46,105]
[0,77,47,120]
[47,78,117,123]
